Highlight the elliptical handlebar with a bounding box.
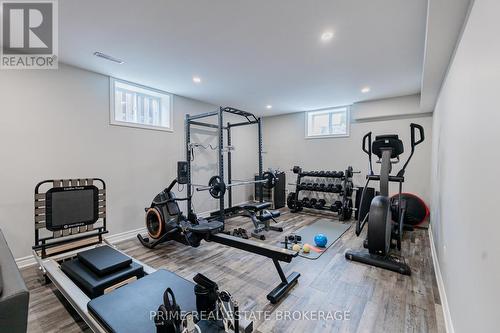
[362,132,374,175]
[397,123,425,177]
[410,123,425,147]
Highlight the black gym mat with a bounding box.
[292,219,351,260]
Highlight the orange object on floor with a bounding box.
[303,243,325,253]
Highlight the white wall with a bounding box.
[263,97,433,205]
[430,1,500,332]
[351,94,423,120]
[0,65,256,259]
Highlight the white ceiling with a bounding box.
[59,0,427,116]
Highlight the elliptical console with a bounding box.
[345,123,424,275]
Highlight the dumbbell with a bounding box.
[318,170,326,176]
[312,183,320,190]
[319,183,326,191]
[337,171,344,178]
[281,234,302,249]
[307,183,314,190]
[315,199,326,209]
[302,197,310,207]
[331,200,343,212]
[326,184,335,192]
[309,198,317,207]
[292,166,302,174]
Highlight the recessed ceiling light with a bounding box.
[193,76,201,83]
[361,87,371,93]
[320,31,334,42]
[93,52,124,64]
[266,105,272,109]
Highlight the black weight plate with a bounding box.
[287,192,297,210]
[262,171,276,189]
[208,176,226,199]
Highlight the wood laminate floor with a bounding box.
[22,209,445,333]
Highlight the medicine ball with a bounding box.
[390,193,429,226]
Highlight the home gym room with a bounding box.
[0,0,497,332]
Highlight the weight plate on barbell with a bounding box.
[262,171,276,189]
[208,175,226,199]
[346,166,354,178]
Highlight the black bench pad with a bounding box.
[60,258,144,299]
[88,269,197,333]
[77,246,132,276]
[257,210,281,222]
[242,202,271,211]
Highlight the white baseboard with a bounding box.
[106,226,147,244]
[16,255,37,269]
[428,225,455,333]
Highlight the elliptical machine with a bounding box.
[345,123,424,275]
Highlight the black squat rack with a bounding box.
[185,107,264,224]
[287,166,358,220]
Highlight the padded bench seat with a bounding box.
[241,202,271,211]
[257,210,281,222]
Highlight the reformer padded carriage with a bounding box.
[33,178,249,333]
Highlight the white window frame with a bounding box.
[305,106,350,139]
[109,78,173,132]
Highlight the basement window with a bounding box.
[110,78,172,131]
[306,106,350,138]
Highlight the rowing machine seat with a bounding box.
[186,220,224,235]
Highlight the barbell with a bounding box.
[196,171,277,199]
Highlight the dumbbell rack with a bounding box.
[287,166,356,220]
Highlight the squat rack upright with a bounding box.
[185,106,264,223]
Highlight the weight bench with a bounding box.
[240,202,283,240]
